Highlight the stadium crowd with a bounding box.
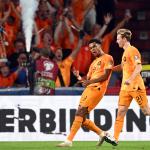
[0,0,149,94]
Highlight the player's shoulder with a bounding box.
[128,45,138,52]
[103,54,114,61]
[129,46,140,55]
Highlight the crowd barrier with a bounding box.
[0,87,84,95]
[0,87,149,95]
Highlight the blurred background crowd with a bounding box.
[0,0,149,95]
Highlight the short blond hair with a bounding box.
[117,28,132,41]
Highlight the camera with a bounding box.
[21,62,30,67]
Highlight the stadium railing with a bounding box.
[0,87,149,95]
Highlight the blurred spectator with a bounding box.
[8,38,25,69]
[0,26,7,61]
[54,34,83,87]
[72,45,92,76]
[54,15,74,49]
[83,0,96,34]
[71,0,96,32]
[34,48,58,95]
[95,0,116,28]
[38,28,56,52]
[0,0,11,25]
[4,15,21,57]
[0,0,10,60]
[35,0,53,31]
[0,63,23,88]
[28,47,41,94]
[12,52,28,87]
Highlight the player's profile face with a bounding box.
[116,34,124,48]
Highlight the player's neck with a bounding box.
[97,52,105,57]
[123,42,131,50]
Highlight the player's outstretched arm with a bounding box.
[112,64,122,72]
[82,69,112,87]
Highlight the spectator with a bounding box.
[38,28,56,52]
[54,32,83,87]
[35,0,53,31]
[34,48,58,95]
[71,0,96,31]
[28,47,41,94]
[84,11,131,54]
[54,14,75,49]
[4,15,21,57]
[0,63,22,88]
[12,52,28,87]
[8,38,25,69]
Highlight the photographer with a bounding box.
[28,47,41,95]
[11,52,28,87]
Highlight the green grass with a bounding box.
[0,141,149,150]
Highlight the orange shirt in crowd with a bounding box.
[101,33,113,54]
[4,23,17,56]
[5,23,18,43]
[71,0,92,26]
[56,29,73,49]
[35,17,52,31]
[73,45,92,75]
[0,72,18,88]
[121,45,145,91]
[55,56,74,87]
[87,54,114,92]
[3,4,21,56]
[55,19,76,49]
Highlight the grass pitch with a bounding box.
[0,141,149,150]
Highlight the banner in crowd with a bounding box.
[0,96,150,141]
